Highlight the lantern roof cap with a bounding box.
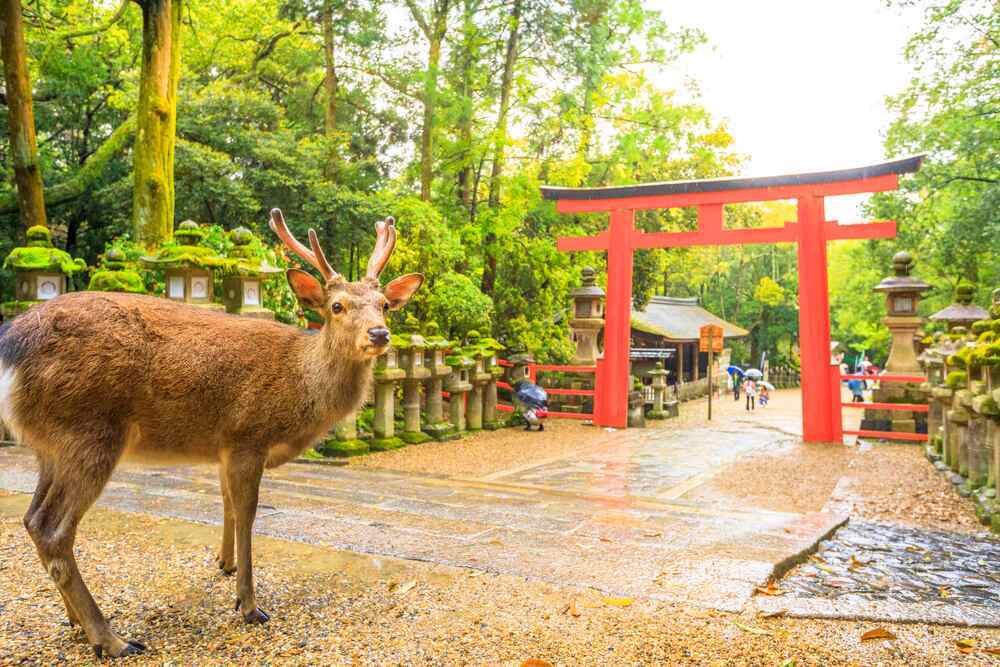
[571,267,605,297]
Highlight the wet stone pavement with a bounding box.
[760,521,1000,626]
[0,421,841,615]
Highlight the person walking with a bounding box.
[848,378,866,403]
[732,372,742,401]
[743,377,757,412]
[758,384,770,407]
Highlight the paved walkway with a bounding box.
[0,415,843,614]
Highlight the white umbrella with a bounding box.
[745,368,763,379]
[760,381,775,391]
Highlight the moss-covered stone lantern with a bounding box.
[421,321,456,440]
[2,225,86,318]
[396,315,432,444]
[646,362,677,420]
[221,227,282,318]
[874,252,932,372]
[140,220,226,310]
[569,267,605,365]
[445,346,475,434]
[478,334,506,430]
[87,248,146,294]
[930,281,988,331]
[371,345,405,450]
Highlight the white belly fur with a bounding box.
[0,364,24,444]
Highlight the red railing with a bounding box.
[839,371,928,442]
[496,359,596,420]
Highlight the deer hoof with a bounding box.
[216,558,236,576]
[242,606,271,625]
[93,640,146,659]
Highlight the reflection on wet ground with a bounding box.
[779,520,1000,609]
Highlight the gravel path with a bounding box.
[2,494,998,666]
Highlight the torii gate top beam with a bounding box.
[541,155,924,213]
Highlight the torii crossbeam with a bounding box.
[543,155,924,442]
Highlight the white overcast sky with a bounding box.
[650,0,925,222]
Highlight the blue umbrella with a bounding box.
[745,368,763,379]
[726,365,744,376]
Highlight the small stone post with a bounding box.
[321,411,369,458]
[627,376,646,428]
[421,322,456,440]
[480,336,506,430]
[372,346,405,451]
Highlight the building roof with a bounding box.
[631,296,749,342]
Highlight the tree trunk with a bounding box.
[322,0,338,177]
[132,0,182,247]
[0,0,47,230]
[480,0,521,295]
[419,27,443,201]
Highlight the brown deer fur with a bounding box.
[0,212,422,657]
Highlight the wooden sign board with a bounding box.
[699,324,724,353]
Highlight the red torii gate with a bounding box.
[543,156,924,442]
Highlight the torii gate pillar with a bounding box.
[544,156,924,442]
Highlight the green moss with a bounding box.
[946,370,967,389]
[3,244,86,275]
[88,268,146,293]
[316,438,369,458]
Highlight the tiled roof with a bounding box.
[631,296,749,342]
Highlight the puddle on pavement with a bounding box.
[777,520,1000,608]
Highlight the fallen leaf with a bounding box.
[955,639,976,654]
[755,581,785,596]
[395,580,416,595]
[488,539,503,546]
[938,586,950,599]
[734,622,773,636]
[809,554,827,564]
[520,660,553,667]
[599,536,613,543]
[983,647,1000,655]
[780,660,796,667]
[861,628,896,641]
[561,599,581,618]
[762,610,787,619]
[643,530,663,538]
[603,597,633,607]
[848,555,870,571]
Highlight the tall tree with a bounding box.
[480,0,521,294]
[0,0,47,230]
[132,0,183,246]
[321,0,339,176]
[405,0,451,200]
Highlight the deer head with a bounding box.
[269,208,423,358]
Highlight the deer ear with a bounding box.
[287,269,325,310]
[384,273,423,310]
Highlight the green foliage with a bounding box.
[425,272,494,342]
[946,370,967,389]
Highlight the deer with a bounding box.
[0,209,422,658]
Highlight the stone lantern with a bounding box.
[478,335,506,430]
[222,227,282,319]
[646,362,677,419]
[445,348,475,434]
[371,345,405,450]
[395,315,432,444]
[2,225,85,318]
[862,252,932,436]
[140,220,226,310]
[87,248,146,294]
[463,331,495,431]
[930,281,988,331]
[421,321,456,441]
[873,252,932,372]
[506,352,535,386]
[569,267,605,365]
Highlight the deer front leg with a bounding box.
[216,467,236,575]
[222,453,269,624]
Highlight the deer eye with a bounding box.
[382,301,390,313]
[332,302,344,314]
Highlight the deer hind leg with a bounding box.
[216,466,237,575]
[221,452,269,624]
[23,437,145,658]
[23,455,80,628]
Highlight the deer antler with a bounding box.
[269,208,337,283]
[366,216,397,281]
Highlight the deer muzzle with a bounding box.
[367,327,390,348]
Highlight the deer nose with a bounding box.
[368,327,390,347]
